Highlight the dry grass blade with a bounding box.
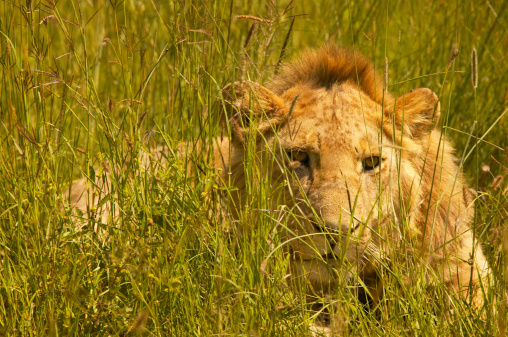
[384,56,388,93]
[243,22,257,49]
[55,83,68,148]
[16,124,40,152]
[137,109,149,127]
[239,22,258,80]
[275,17,295,74]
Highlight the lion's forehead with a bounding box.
[279,84,382,151]
[287,83,380,117]
[286,84,382,135]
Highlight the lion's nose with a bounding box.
[308,217,326,232]
[308,216,355,235]
[307,217,345,251]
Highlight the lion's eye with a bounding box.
[363,156,380,171]
[287,150,309,165]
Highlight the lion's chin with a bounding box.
[289,256,364,296]
[289,257,340,294]
[288,242,377,296]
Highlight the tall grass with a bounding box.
[0,0,507,335]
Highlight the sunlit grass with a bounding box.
[0,0,507,335]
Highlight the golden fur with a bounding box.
[70,45,490,326]
[221,44,490,310]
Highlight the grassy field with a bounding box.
[1,0,508,335]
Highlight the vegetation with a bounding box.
[0,0,507,335]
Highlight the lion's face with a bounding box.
[272,83,399,265]
[223,67,439,287]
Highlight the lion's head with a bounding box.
[221,45,478,295]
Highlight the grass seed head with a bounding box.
[236,15,273,24]
[447,42,459,67]
[491,175,504,190]
[472,47,478,88]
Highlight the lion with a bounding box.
[69,44,490,331]
[219,44,490,321]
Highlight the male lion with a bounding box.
[219,44,490,319]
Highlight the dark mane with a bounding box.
[269,44,391,105]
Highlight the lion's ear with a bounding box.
[392,88,440,139]
[221,81,286,142]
